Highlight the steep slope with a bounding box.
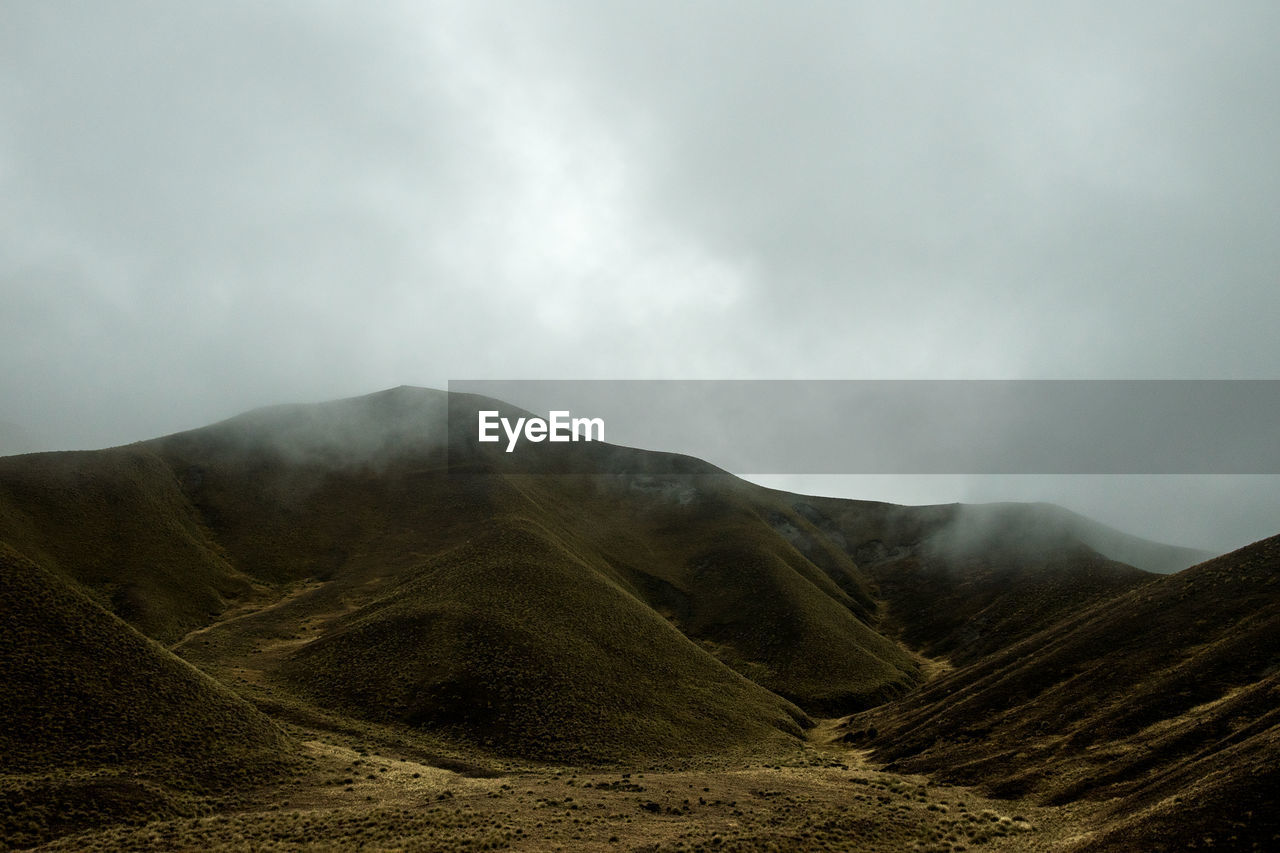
[853,534,1280,851]
[861,540,1155,665]
[148,387,921,729]
[0,542,292,846]
[0,385,1196,769]
[0,447,252,642]
[504,471,916,713]
[791,497,1165,663]
[281,519,812,761]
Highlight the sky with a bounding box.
[2,1,1278,552]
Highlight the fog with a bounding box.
[3,2,1278,552]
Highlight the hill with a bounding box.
[0,385,1254,849]
[0,447,253,642]
[853,534,1280,851]
[0,387,1207,761]
[0,542,292,846]
[280,518,813,761]
[146,388,920,756]
[785,497,1191,664]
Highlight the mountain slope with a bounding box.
[861,539,1155,665]
[3,385,1264,850]
[0,541,292,846]
[487,470,918,713]
[147,388,921,729]
[854,534,1280,851]
[281,518,812,761]
[789,497,1169,664]
[0,386,1200,769]
[0,447,252,642]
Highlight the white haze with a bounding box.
[3,1,1279,553]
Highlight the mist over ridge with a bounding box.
[4,1,1279,846]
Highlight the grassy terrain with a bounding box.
[854,534,1280,850]
[0,448,253,642]
[29,729,1086,853]
[0,542,293,847]
[280,518,813,762]
[0,386,1268,850]
[488,471,919,713]
[860,541,1155,665]
[789,496,1165,663]
[141,388,921,737]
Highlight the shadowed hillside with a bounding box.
[145,388,920,753]
[854,534,1280,851]
[860,539,1155,665]
[281,519,812,761]
[0,386,1264,850]
[789,497,1187,664]
[485,471,916,714]
[0,448,253,642]
[0,387,1205,766]
[0,543,292,846]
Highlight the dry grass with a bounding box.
[32,735,1085,852]
[2,388,1275,850]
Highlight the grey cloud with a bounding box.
[506,1,1280,376]
[2,1,1277,551]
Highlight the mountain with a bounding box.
[0,388,923,763]
[0,386,1208,760]
[0,542,291,846]
[148,387,923,757]
[853,533,1280,851]
[0,447,254,642]
[780,496,1207,665]
[277,517,815,761]
[2,385,1257,849]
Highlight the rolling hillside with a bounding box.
[1,385,1264,850]
[788,496,1197,664]
[148,388,920,755]
[854,534,1280,851]
[0,386,1211,763]
[0,388,920,764]
[0,542,292,846]
[0,448,253,642]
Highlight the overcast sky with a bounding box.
[2,2,1278,552]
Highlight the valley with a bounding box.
[2,388,1276,851]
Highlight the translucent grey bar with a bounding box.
[446,380,1280,474]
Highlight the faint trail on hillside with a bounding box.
[169,579,327,651]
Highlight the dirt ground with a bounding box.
[37,720,1102,852]
[34,581,1101,851]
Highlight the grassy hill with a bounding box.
[281,518,812,761]
[500,471,916,713]
[0,447,253,642]
[860,539,1156,665]
[0,542,292,846]
[0,385,1203,767]
[854,534,1280,850]
[143,388,922,737]
[789,496,1176,664]
[1,385,1263,849]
